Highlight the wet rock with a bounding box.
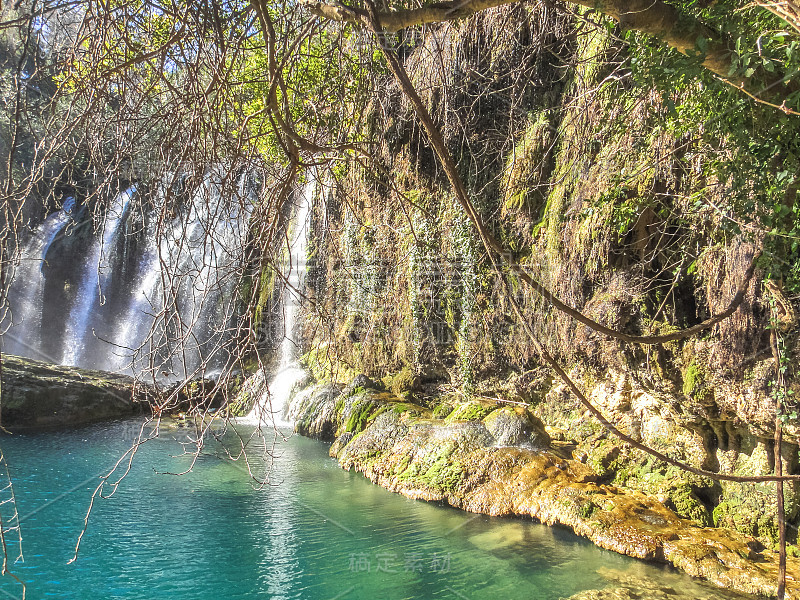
[229,369,267,416]
[290,377,800,599]
[169,377,232,412]
[329,431,353,456]
[0,354,151,429]
[286,383,343,441]
[341,373,379,396]
[336,410,406,464]
[483,406,551,448]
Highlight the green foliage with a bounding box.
[624,2,800,291]
[683,362,710,400]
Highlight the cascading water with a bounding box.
[105,174,250,378]
[2,208,73,357]
[243,176,314,427]
[61,187,135,366]
[1,172,254,379]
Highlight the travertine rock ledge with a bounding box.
[284,377,799,599]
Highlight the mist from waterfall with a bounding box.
[1,171,255,380]
[61,187,135,366]
[101,174,252,379]
[242,175,314,427]
[2,209,73,357]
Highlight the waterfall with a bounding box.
[61,187,135,366]
[106,175,250,379]
[243,176,314,427]
[1,171,253,380]
[2,209,72,358]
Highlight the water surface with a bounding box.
[0,420,730,599]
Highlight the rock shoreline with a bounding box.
[0,354,152,430]
[282,377,799,599]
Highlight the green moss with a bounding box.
[444,401,496,423]
[226,390,251,417]
[712,500,735,529]
[682,363,702,396]
[669,484,712,527]
[253,265,277,326]
[579,500,599,520]
[433,402,454,419]
[301,345,357,384]
[502,110,553,216]
[757,513,780,545]
[422,454,464,493]
[682,362,713,403]
[334,396,346,417]
[712,496,780,543]
[395,440,464,494]
[383,367,415,395]
[587,439,623,479]
[344,398,376,434]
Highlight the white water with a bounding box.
[2,210,72,357]
[107,175,249,378]
[2,172,253,379]
[61,187,134,366]
[243,177,314,427]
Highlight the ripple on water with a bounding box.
[0,420,754,600]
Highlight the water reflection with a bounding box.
[0,421,750,600]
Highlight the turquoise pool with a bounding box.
[0,419,732,599]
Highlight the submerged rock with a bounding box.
[0,354,152,430]
[287,379,800,599]
[565,567,755,599]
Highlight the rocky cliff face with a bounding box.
[293,4,800,554]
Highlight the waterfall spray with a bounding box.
[61,188,135,366]
[2,172,253,378]
[243,176,314,427]
[2,210,72,358]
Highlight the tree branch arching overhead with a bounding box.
[300,0,792,91]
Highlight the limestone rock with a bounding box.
[0,354,151,429]
[483,405,551,448]
[290,377,800,599]
[286,383,343,441]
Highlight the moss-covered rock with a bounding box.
[286,383,344,441]
[533,367,799,546]
[445,400,496,423]
[482,405,550,448]
[0,354,151,429]
[288,376,800,599]
[668,483,713,528]
[432,401,455,419]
